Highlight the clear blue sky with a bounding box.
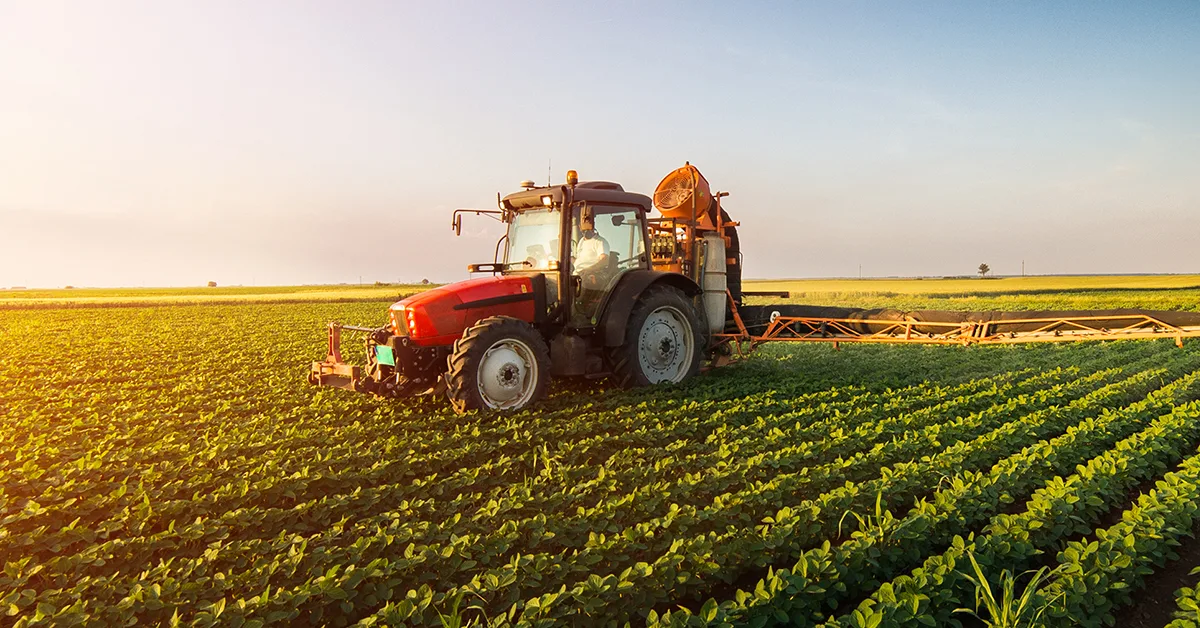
[2,1,1198,287]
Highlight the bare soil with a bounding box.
[1116,518,1200,627]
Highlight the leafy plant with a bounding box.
[1167,566,1200,626]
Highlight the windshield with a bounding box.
[504,208,561,271]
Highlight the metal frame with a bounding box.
[309,323,377,392]
[709,292,1200,361]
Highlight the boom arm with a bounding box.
[713,294,1200,359]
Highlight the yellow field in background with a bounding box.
[0,284,427,307]
[3,275,1200,308]
[746,275,1200,296]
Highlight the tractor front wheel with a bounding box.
[445,316,551,414]
[608,286,704,388]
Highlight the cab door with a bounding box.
[569,203,648,326]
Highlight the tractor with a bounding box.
[310,164,1200,413]
[310,165,741,413]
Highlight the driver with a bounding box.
[575,214,610,272]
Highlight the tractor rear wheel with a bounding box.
[446,316,551,414]
[608,286,704,387]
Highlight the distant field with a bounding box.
[743,275,1200,312]
[748,274,1200,295]
[0,284,430,308]
[4,275,1200,310]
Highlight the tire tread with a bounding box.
[606,285,704,388]
[445,316,550,414]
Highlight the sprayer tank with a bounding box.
[700,233,727,333]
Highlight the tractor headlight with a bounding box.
[389,308,408,336]
[403,307,436,339]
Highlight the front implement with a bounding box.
[309,323,445,399]
[309,323,374,393]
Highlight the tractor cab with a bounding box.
[478,174,654,328]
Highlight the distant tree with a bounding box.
[978,263,991,278]
[421,278,430,285]
[64,285,74,290]
[207,281,217,287]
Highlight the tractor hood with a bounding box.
[388,275,541,346]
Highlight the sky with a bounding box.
[1,1,1198,288]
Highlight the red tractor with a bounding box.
[310,165,742,413]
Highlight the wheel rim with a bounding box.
[476,338,539,409]
[637,305,695,384]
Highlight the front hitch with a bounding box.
[309,323,446,398]
[309,323,380,393]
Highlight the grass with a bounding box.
[955,552,1064,627]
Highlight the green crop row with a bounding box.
[2,301,1198,627]
[655,360,1200,625]
[4,367,1067,625]
[816,400,1200,627]
[366,356,1199,625]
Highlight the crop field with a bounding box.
[0,284,428,308]
[6,281,1200,626]
[7,274,1200,309]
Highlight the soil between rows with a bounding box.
[1117,517,1200,627]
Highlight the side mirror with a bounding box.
[453,214,462,236]
[611,215,625,227]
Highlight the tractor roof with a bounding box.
[501,182,653,212]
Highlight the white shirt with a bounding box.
[576,235,610,268]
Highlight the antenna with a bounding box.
[547,159,551,187]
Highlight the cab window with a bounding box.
[570,204,647,324]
